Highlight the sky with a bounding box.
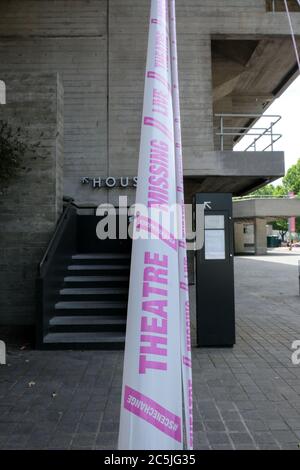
[234,74,300,184]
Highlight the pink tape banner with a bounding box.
[118,0,184,450]
[169,0,193,449]
[124,385,182,443]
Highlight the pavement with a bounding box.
[0,250,300,450]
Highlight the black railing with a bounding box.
[36,202,78,347]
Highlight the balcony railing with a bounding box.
[233,195,290,201]
[215,113,282,152]
[266,0,300,12]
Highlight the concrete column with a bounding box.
[234,223,245,254]
[0,72,63,326]
[254,218,267,255]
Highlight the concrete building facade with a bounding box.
[0,0,299,330]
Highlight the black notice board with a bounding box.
[195,193,236,347]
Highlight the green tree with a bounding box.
[0,121,25,192]
[272,218,300,241]
[272,219,288,242]
[282,159,300,195]
[251,183,288,197]
[273,185,287,197]
[251,184,276,197]
[0,121,41,194]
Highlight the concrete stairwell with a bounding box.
[43,252,130,349]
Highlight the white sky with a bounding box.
[234,74,300,184]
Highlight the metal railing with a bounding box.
[215,113,282,152]
[267,0,300,12]
[233,195,290,201]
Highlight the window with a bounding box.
[204,215,226,260]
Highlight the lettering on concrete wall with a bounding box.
[81,177,138,189]
[0,80,6,104]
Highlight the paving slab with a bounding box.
[0,252,299,449]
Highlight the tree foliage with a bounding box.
[282,159,300,195]
[250,159,300,236]
[0,121,27,190]
[272,219,288,241]
[251,159,300,198]
[251,184,287,197]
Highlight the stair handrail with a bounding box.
[38,200,98,277]
[38,202,74,277]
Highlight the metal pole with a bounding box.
[284,0,300,72]
[220,115,224,151]
[270,122,274,151]
[298,260,300,296]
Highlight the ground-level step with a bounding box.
[43,331,126,350]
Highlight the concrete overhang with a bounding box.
[233,198,300,222]
[184,150,284,198]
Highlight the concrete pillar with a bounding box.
[254,218,267,255]
[234,223,245,254]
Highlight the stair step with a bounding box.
[72,253,130,260]
[49,314,126,331]
[64,276,129,288]
[43,331,126,349]
[55,301,127,314]
[68,265,130,276]
[71,253,130,266]
[60,288,128,295]
[64,276,129,282]
[50,315,126,326]
[68,265,129,270]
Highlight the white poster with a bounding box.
[118,0,183,450]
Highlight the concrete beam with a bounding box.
[233,198,300,220]
[184,151,284,177]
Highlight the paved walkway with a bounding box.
[0,251,300,450]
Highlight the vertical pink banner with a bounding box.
[169,0,193,449]
[288,192,296,234]
[118,0,183,450]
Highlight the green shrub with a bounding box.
[0,120,28,191]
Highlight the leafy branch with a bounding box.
[0,120,38,193]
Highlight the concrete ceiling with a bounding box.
[211,37,300,151]
[212,37,300,104]
[185,176,277,201]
